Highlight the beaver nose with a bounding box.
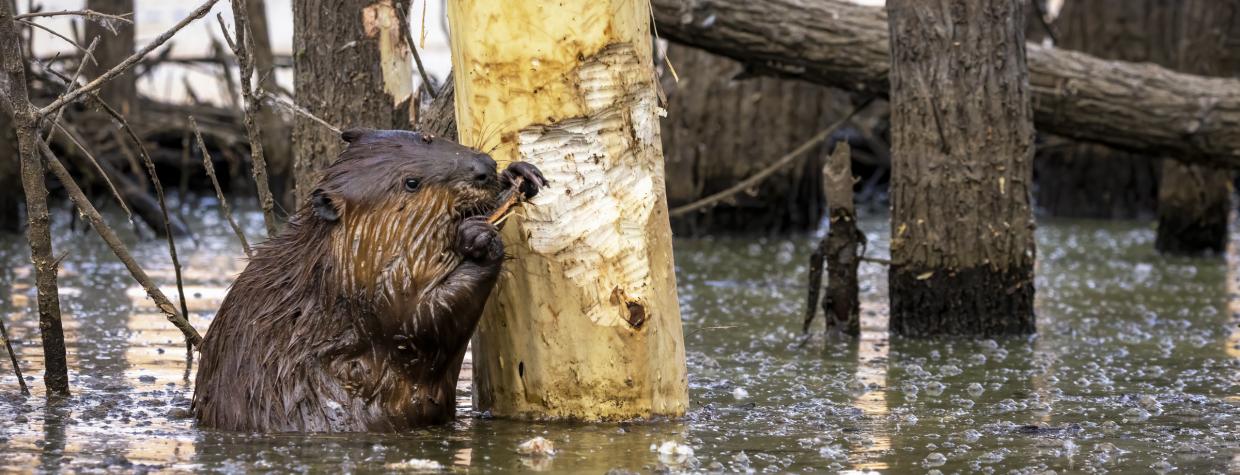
[470,155,497,184]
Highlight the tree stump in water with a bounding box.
[804,142,862,337]
[822,143,861,336]
[1156,161,1230,255]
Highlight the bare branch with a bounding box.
[38,139,203,347]
[218,3,278,237]
[38,0,221,118]
[50,121,133,220]
[397,4,437,98]
[0,313,29,396]
[44,36,98,143]
[14,9,133,24]
[191,116,252,257]
[263,90,341,134]
[669,99,875,217]
[17,19,96,64]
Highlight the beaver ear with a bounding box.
[340,128,375,144]
[311,189,340,222]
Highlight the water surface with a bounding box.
[0,198,1237,473]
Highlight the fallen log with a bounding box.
[649,0,1240,168]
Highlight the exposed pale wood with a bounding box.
[449,0,688,420]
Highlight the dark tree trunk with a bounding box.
[887,0,1037,337]
[659,43,852,235]
[84,0,137,121]
[820,142,860,336]
[1,1,69,395]
[1034,0,1162,219]
[649,0,1240,168]
[245,0,294,211]
[1153,0,1238,255]
[292,0,413,203]
[0,102,19,232]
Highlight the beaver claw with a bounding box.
[457,216,503,262]
[502,162,547,200]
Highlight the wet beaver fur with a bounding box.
[192,129,545,432]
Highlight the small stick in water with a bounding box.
[0,314,28,396]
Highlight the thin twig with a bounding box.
[17,19,96,63]
[397,4,437,98]
[487,177,525,224]
[0,313,29,396]
[15,9,132,24]
[44,36,99,143]
[263,90,341,134]
[218,5,277,237]
[38,139,203,347]
[51,122,133,220]
[669,98,875,217]
[38,0,221,118]
[191,116,253,257]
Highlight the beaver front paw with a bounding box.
[457,216,503,262]
[501,162,548,200]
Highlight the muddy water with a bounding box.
[0,197,1237,473]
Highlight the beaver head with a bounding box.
[307,129,502,323]
[193,129,544,432]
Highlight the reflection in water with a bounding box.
[0,198,1237,472]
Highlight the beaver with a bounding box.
[192,129,545,432]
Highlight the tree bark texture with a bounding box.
[84,0,138,121]
[245,0,294,211]
[821,142,860,336]
[1033,0,1161,219]
[886,0,1037,337]
[1,2,70,395]
[660,43,852,234]
[0,102,19,232]
[291,0,414,203]
[449,0,688,420]
[1149,0,1238,254]
[649,0,1240,168]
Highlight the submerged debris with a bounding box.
[516,436,556,457]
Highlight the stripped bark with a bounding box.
[648,0,1240,167]
[449,0,688,420]
[1,1,69,396]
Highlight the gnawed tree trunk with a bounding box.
[649,0,1240,168]
[291,0,414,202]
[1,2,70,395]
[245,0,294,211]
[887,0,1037,337]
[660,43,852,235]
[1033,0,1161,219]
[85,0,137,121]
[448,0,689,420]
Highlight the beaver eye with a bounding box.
[403,178,420,192]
